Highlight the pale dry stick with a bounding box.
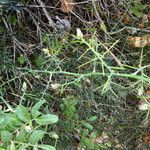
[28,5,55,8]
[101,39,123,66]
[2,17,9,29]
[65,0,98,5]
[36,0,56,30]
[109,26,150,35]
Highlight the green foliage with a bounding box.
[1,0,150,149]
[1,130,12,143]
[60,98,78,119]
[0,102,58,150]
[129,2,145,17]
[31,100,46,118]
[29,130,45,144]
[81,121,93,130]
[8,15,17,26]
[35,55,44,68]
[35,114,58,125]
[17,55,26,65]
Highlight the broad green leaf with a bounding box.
[82,129,89,137]
[38,144,56,150]
[31,100,46,118]
[29,130,44,144]
[16,128,27,142]
[0,113,5,124]
[81,121,93,130]
[87,116,98,122]
[35,114,58,125]
[4,114,22,131]
[81,138,94,150]
[129,2,145,17]
[1,130,12,143]
[9,114,22,127]
[0,113,6,129]
[15,105,30,122]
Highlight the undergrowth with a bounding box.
[0,0,150,150]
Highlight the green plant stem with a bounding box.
[17,68,150,83]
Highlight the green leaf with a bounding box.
[82,129,89,137]
[16,128,27,142]
[17,54,26,65]
[35,55,44,68]
[29,130,45,144]
[38,144,56,150]
[0,113,5,124]
[129,2,145,17]
[81,138,94,150]
[9,114,22,127]
[31,100,46,118]
[1,130,12,143]
[15,105,30,122]
[4,114,22,131]
[35,114,58,125]
[81,121,93,130]
[0,112,6,129]
[87,116,97,122]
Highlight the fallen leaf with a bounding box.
[142,14,149,23]
[76,28,83,39]
[123,15,130,25]
[127,34,150,48]
[138,103,150,110]
[61,0,75,13]
[138,23,145,29]
[91,132,109,144]
[145,90,150,95]
[143,135,150,144]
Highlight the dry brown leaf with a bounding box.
[143,135,150,144]
[61,0,75,13]
[138,23,145,29]
[145,90,150,95]
[142,14,150,23]
[123,15,130,25]
[127,34,150,48]
[91,132,109,144]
